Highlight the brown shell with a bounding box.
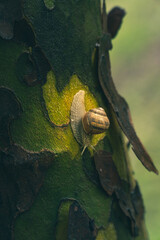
[82,107,110,134]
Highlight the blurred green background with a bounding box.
[107,0,160,239]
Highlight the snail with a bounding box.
[70,90,110,154]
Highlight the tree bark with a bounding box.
[0,0,149,239]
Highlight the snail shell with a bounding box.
[70,90,110,154]
[82,107,110,134]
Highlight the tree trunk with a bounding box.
[0,0,150,239]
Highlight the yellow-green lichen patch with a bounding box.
[91,132,106,147]
[42,71,108,156]
[96,223,117,240]
[42,71,98,126]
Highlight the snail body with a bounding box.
[70,90,90,149]
[70,90,110,154]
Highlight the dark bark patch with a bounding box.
[13,18,36,47]
[82,136,113,186]
[98,32,158,175]
[107,7,126,39]
[0,87,22,150]
[68,201,98,240]
[32,46,51,85]
[110,200,133,240]
[16,50,50,86]
[0,144,54,240]
[94,151,121,195]
[16,52,38,86]
[94,150,142,237]
[131,182,145,235]
[115,187,136,236]
[0,0,22,40]
[82,149,100,186]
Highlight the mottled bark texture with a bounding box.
[0,0,153,239]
